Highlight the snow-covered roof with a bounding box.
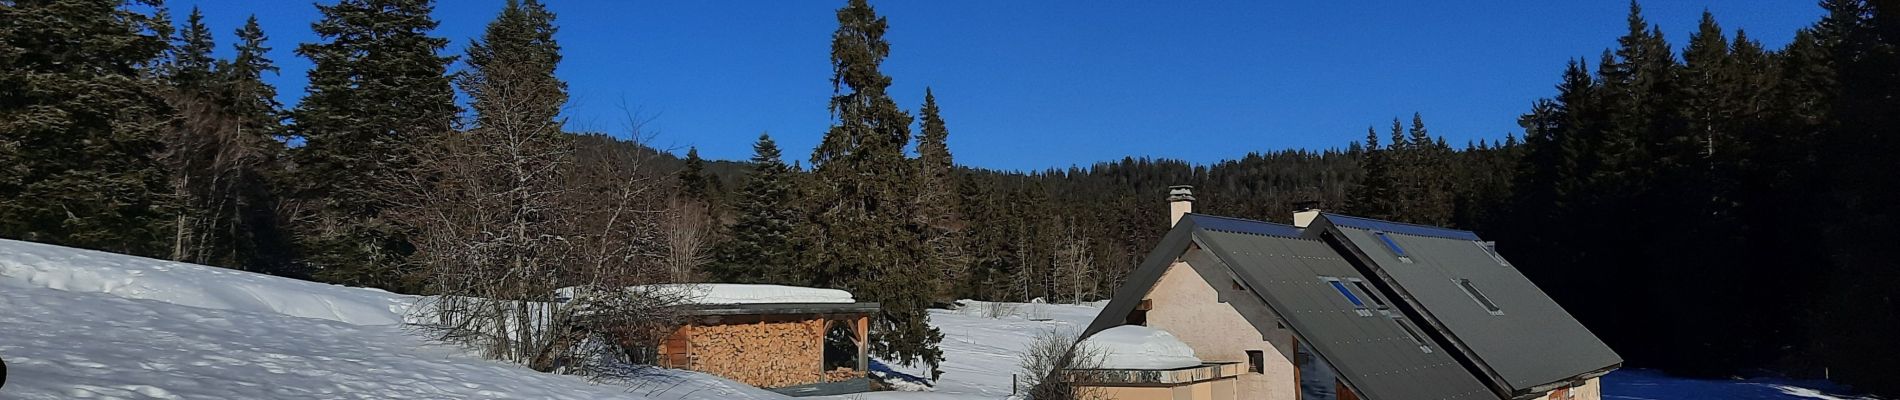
[556,283,856,305]
[1079,325,1204,370]
[673,283,855,305]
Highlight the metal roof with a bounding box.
[1182,213,1305,238]
[1323,213,1481,240]
[1319,215,1621,397]
[1193,229,1496,400]
[1084,216,1495,400]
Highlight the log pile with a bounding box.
[684,318,827,388]
[823,367,862,382]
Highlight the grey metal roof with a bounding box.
[1324,213,1481,240]
[1316,214,1621,397]
[1084,215,1494,400]
[1193,229,1494,400]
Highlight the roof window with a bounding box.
[1392,316,1434,353]
[1373,231,1412,263]
[1348,279,1389,310]
[1457,278,1504,315]
[1325,277,1374,317]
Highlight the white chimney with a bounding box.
[1293,205,1321,229]
[1168,185,1195,227]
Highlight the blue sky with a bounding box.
[177,1,1821,172]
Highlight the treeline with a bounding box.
[6,0,1897,394]
[0,0,956,377]
[1484,2,1900,394]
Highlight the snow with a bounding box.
[1077,325,1204,370]
[0,237,1880,400]
[0,238,778,400]
[673,283,854,305]
[556,284,854,306]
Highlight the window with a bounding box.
[1348,279,1389,310]
[1327,280,1365,308]
[1247,350,1265,374]
[1374,231,1413,263]
[1457,279,1504,315]
[1326,278,1374,317]
[1392,316,1433,353]
[1475,241,1512,266]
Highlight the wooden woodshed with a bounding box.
[657,301,880,393]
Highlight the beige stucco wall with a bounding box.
[1529,377,1602,400]
[1077,377,1240,400]
[1142,259,1298,400]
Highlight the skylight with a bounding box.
[1325,277,1375,317]
[1329,280,1365,308]
[1373,231,1412,263]
[1349,279,1389,309]
[1457,278,1504,315]
[1393,316,1434,353]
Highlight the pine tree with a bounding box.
[709,134,799,283]
[0,0,175,256]
[290,0,457,292]
[914,88,969,303]
[804,0,943,375]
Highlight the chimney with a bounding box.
[1168,185,1195,227]
[1292,201,1321,229]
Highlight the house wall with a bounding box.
[1529,378,1602,400]
[664,316,828,388]
[1143,260,1299,400]
[1076,377,1239,400]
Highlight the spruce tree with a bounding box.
[914,88,969,303]
[709,134,799,284]
[171,7,217,91]
[679,147,710,201]
[804,0,943,375]
[290,0,457,292]
[224,16,284,137]
[0,0,175,256]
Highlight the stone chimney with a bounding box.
[1292,202,1321,228]
[1168,185,1195,227]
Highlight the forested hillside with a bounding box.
[1,0,1895,396]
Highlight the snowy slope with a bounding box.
[0,238,780,400]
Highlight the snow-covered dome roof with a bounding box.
[1080,325,1204,370]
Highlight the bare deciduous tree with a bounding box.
[1018,329,1108,400]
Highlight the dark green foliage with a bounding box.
[803,0,943,374]
[289,0,456,292]
[915,88,969,304]
[708,134,799,284]
[679,147,710,201]
[0,0,176,256]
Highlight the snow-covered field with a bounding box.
[0,238,777,400]
[0,237,1880,399]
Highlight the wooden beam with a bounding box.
[855,315,869,373]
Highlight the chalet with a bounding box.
[1073,186,1620,400]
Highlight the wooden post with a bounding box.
[855,315,869,374]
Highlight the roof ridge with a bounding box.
[1320,213,1476,234]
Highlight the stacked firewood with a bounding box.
[823,367,862,382]
[686,319,826,388]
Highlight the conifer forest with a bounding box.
[2,0,1898,395]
